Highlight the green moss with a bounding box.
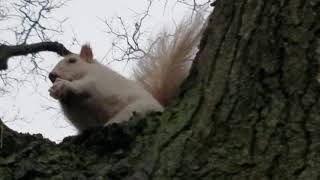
[0,168,12,180]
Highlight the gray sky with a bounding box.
[0,0,210,142]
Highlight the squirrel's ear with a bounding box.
[80,44,94,63]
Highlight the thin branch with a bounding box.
[9,0,68,44]
[102,0,153,63]
[176,0,212,15]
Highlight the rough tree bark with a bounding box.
[1,0,320,179]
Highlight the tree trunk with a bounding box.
[1,0,320,179]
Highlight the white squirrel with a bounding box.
[48,14,204,132]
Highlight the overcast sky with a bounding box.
[0,0,211,142]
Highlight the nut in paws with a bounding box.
[49,79,75,100]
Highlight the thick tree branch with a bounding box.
[0,41,72,70]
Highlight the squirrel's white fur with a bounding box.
[49,14,204,132]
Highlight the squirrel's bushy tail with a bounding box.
[133,13,205,106]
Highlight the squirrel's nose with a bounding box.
[49,72,58,83]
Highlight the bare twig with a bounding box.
[102,0,212,63]
[102,0,153,63]
[174,0,212,18]
[10,0,68,44]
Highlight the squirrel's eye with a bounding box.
[68,58,77,63]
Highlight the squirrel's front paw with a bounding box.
[49,78,76,100]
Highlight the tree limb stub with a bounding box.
[0,42,73,70]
